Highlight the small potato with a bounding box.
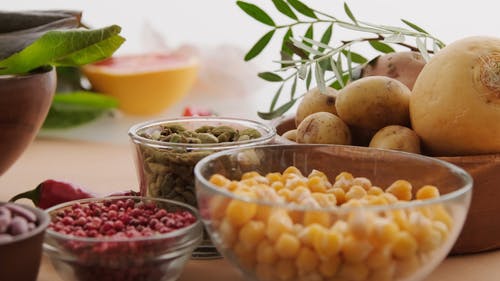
[295,87,338,127]
[360,51,425,90]
[336,76,411,131]
[296,112,351,144]
[281,129,297,143]
[369,125,421,154]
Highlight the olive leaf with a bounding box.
[287,0,317,19]
[290,74,298,98]
[269,84,284,111]
[244,30,275,61]
[341,50,367,64]
[318,24,333,52]
[258,98,298,120]
[258,71,283,82]
[306,66,313,89]
[343,2,358,24]
[236,1,275,27]
[238,1,445,120]
[315,61,326,93]
[369,40,395,53]
[272,0,298,20]
[0,25,124,75]
[401,19,428,34]
[303,24,314,48]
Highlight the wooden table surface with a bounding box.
[1,138,499,281]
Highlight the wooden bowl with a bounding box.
[0,202,50,281]
[0,66,56,175]
[275,116,500,254]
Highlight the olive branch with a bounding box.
[237,0,445,120]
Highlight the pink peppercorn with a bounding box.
[48,198,196,238]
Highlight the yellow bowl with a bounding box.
[82,53,199,116]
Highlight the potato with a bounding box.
[335,76,411,131]
[360,51,425,90]
[296,112,351,144]
[369,125,421,154]
[295,87,338,127]
[281,129,297,143]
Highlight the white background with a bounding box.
[4,0,499,142]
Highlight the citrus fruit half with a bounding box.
[82,52,199,116]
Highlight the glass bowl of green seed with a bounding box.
[128,116,276,259]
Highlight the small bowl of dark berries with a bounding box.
[0,202,50,281]
[43,196,203,281]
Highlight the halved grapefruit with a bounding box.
[82,52,199,115]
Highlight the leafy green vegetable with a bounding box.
[0,25,124,75]
[42,91,118,129]
[0,10,81,60]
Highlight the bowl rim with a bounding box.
[128,116,277,150]
[0,202,50,245]
[44,196,203,243]
[0,65,54,79]
[194,144,474,213]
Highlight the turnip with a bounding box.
[410,36,500,156]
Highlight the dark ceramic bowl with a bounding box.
[0,66,56,175]
[0,202,51,281]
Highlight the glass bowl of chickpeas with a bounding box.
[194,144,472,281]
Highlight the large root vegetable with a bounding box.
[335,76,411,131]
[360,51,426,90]
[369,125,421,154]
[410,36,500,156]
[295,87,338,127]
[296,112,351,144]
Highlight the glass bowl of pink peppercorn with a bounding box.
[43,196,203,281]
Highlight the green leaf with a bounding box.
[329,57,344,88]
[318,24,333,52]
[269,84,284,111]
[244,30,275,61]
[315,62,326,93]
[306,66,313,90]
[42,91,118,129]
[343,2,357,24]
[236,1,275,26]
[258,71,283,82]
[369,40,395,53]
[303,24,314,49]
[286,0,317,19]
[290,74,298,99]
[272,0,298,20]
[258,98,298,120]
[341,50,367,64]
[401,19,428,34]
[285,40,308,59]
[281,28,294,55]
[329,73,350,90]
[0,25,124,75]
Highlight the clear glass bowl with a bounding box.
[43,196,203,281]
[194,144,473,281]
[128,116,276,258]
